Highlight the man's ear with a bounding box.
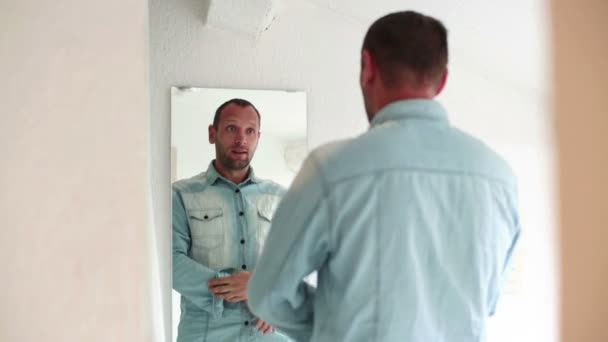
[208,124,216,144]
[435,68,448,96]
[360,49,376,88]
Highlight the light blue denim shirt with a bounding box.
[172,162,291,342]
[248,100,521,342]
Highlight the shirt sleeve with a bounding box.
[489,185,522,316]
[248,153,331,342]
[489,229,520,316]
[172,187,225,318]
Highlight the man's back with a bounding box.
[312,100,519,341]
[249,99,520,342]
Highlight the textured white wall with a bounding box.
[150,1,557,341]
[0,0,161,341]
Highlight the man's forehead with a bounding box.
[222,111,257,120]
[224,102,255,114]
[219,107,259,125]
[223,117,257,124]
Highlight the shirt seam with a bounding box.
[374,181,380,341]
[326,166,515,190]
[309,152,334,253]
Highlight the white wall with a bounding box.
[150,1,557,341]
[0,0,162,341]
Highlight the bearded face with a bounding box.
[209,103,260,173]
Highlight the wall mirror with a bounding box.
[170,86,307,341]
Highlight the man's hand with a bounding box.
[208,271,252,303]
[256,319,276,334]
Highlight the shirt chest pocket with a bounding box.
[188,208,225,269]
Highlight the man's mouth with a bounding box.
[231,149,248,158]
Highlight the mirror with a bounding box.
[170,86,307,341]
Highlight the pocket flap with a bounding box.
[189,208,223,221]
[257,205,273,222]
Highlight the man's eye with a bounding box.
[247,128,255,134]
[226,126,236,132]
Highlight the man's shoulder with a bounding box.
[448,127,517,186]
[306,138,364,182]
[172,172,209,193]
[306,127,517,189]
[309,139,354,165]
[254,178,287,197]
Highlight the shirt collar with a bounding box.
[205,161,259,185]
[370,99,449,129]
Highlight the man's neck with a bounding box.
[213,160,249,185]
[370,88,435,121]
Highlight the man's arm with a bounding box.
[489,186,522,316]
[489,228,520,316]
[248,153,331,342]
[172,187,224,318]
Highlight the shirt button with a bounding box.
[240,239,245,244]
[239,211,244,216]
[235,189,240,193]
[244,321,249,326]
[242,264,247,270]
[203,215,208,219]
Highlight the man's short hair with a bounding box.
[362,11,448,88]
[213,98,261,128]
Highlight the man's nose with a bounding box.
[235,130,247,145]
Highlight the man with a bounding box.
[248,11,521,342]
[172,98,291,341]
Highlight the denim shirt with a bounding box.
[173,162,290,342]
[248,100,521,342]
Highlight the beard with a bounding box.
[215,144,252,171]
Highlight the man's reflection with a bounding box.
[172,98,291,341]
